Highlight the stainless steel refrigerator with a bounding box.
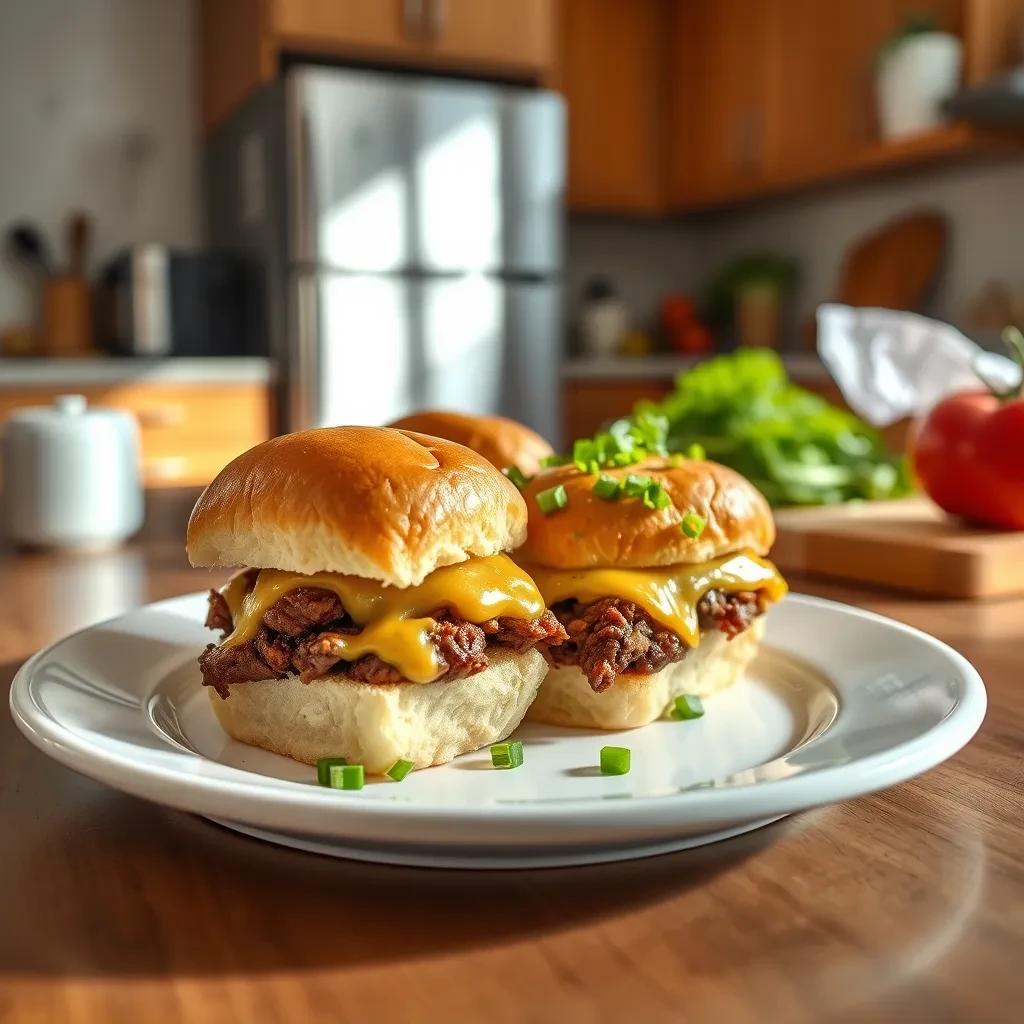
[205,66,565,442]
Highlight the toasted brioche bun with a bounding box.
[209,647,547,773]
[528,619,765,730]
[388,410,554,476]
[518,457,774,569]
[187,426,527,586]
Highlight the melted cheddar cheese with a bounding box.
[217,554,545,684]
[522,552,786,647]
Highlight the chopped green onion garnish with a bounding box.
[680,511,706,538]
[536,484,568,514]
[387,758,415,782]
[671,694,705,720]
[643,481,671,510]
[490,740,524,769]
[572,438,600,475]
[316,755,348,786]
[669,453,684,467]
[592,475,622,501]
[540,453,571,467]
[685,442,706,460]
[622,474,651,498]
[328,763,364,790]
[600,746,631,776]
[503,465,529,489]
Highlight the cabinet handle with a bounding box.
[134,405,186,429]
[424,0,446,41]
[403,0,424,39]
[144,455,189,482]
[731,111,762,177]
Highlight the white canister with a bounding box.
[2,394,144,549]
[876,32,963,140]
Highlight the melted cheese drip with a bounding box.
[522,552,787,647]
[218,554,545,684]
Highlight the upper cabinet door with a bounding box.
[269,0,419,54]
[428,0,555,75]
[269,0,554,75]
[668,0,770,207]
[560,0,668,213]
[765,0,962,183]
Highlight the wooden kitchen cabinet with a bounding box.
[270,0,554,71]
[669,0,1024,210]
[0,383,271,489]
[669,0,770,206]
[560,0,669,213]
[202,0,556,133]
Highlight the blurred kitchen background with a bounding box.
[2,0,1024,493]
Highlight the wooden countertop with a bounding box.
[1,491,1021,1023]
[0,356,274,387]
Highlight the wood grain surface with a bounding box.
[1,491,1021,1023]
[774,497,1024,597]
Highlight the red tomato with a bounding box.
[912,390,1024,530]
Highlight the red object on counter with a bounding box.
[912,328,1024,530]
[660,294,714,354]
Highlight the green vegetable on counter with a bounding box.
[632,349,911,507]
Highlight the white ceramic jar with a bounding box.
[2,394,144,549]
[876,32,963,140]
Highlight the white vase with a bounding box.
[876,32,963,140]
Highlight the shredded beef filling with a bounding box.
[199,578,568,697]
[546,590,766,693]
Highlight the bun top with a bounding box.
[517,457,774,569]
[388,410,554,476]
[187,426,528,586]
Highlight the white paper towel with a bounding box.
[816,304,1021,427]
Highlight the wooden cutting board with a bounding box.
[838,211,947,311]
[772,498,1024,598]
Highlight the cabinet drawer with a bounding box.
[0,383,271,489]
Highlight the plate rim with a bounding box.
[9,592,988,827]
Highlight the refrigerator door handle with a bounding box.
[403,0,425,40]
[288,274,320,432]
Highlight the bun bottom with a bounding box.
[527,618,765,730]
[210,647,547,774]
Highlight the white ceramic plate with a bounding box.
[10,593,985,868]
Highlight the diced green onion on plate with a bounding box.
[600,746,631,776]
[387,759,415,782]
[671,694,705,720]
[316,756,347,786]
[328,764,364,790]
[491,740,524,769]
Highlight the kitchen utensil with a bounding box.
[66,210,91,277]
[838,211,947,311]
[41,274,94,354]
[1,394,143,549]
[5,223,52,275]
[773,496,1024,597]
[10,592,985,868]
